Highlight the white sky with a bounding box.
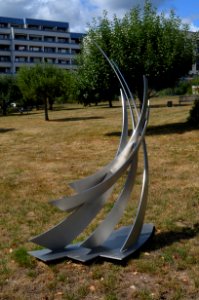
[0,0,198,32]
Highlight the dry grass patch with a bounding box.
[0,99,199,299]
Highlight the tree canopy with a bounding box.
[17,64,71,120]
[74,0,195,104]
[0,75,22,116]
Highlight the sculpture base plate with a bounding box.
[29,223,155,263]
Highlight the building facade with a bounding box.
[190,39,199,76]
[0,16,84,74]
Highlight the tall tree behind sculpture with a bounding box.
[74,0,194,104]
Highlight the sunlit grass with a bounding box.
[0,98,198,299]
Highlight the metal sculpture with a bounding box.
[29,46,155,262]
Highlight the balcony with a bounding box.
[44,47,56,53]
[27,25,40,30]
[0,61,11,68]
[57,63,77,70]
[0,50,10,56]
[29,35,42,42]
[0,45,10,51]
[58,59,70,65]
[57,48,70,54]
[44,58,56,63]
[29,57,43,63]
[15,45,27,51]
[15,57,28,62]
[0,56,10,62]
[29,46,42,52]
[0,66,11,74]
[57,37,69,43]
[0,34,10,40]
[44,36,55,42]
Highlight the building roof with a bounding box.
[25,18,69,30]
[0,16,70,31]
[0,16,24,25]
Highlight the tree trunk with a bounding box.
[44,97,49,121]
[108,99,113,108]
[137,76,146,108]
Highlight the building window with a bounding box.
[27,25,40,30]
[11,24,23,29]
[30,57,42,63]
[0,45,10,51]
[0,23,8,28]
[15,45,27,51]
[71,38,80,44]
[15,34,27,40]
[0,67,10,73]
[15,57,27,62]
[45,58,55,63]
[43,26,55,31]
[57,27,67,33]
[58,59,70,64]
[29,46,42,52]
[44,36,55,42]
[57,37,69,43]
[71,49,80,55]
[44,47,55,53]
[0,56,10,62]
[58,48,69,53]
[29,35,42,41]
[0,34,9,39]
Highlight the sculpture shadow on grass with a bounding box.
[144,223,199,252]
[146,122,197,135]
[105,121,197,138]
[89,224,199,266]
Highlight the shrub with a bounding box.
[174,80,192,95]
[158,88,175,96]
[158,81,192,97]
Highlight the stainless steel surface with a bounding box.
[29,224,155,262]
[29,44,154,262]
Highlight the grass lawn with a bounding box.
[0,97,199,300]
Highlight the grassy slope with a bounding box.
[0,98,199,300]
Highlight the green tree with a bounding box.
[75,0,194,103]
[0,75,22,116]
[17,64,70,120]
[74,12,119,107]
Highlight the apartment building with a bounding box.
[190,39,199,75]
[0,16,84,74]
